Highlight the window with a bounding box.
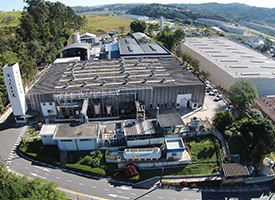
[49,102,53,106]
[42,103,46,106]
[150,104,152,109]
[172,103,174,107]
[80,139,92,141]
[47,110,52,113]
[61,139,72,142]
[172,153,177,156]
[165,103,167,108]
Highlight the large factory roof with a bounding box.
[28,57,203,95]
[184,37,275,79]
[118,38,171,57]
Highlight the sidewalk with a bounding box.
[0,107,12,124]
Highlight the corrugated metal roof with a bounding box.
[222,163,250,177]
[158,113,184,128]
[61,43,91,51]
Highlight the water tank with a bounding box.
[258,157,274,176]
[191,117,200,128]
[106,105,112,115]
[94,104,101,115]
[73,33,80,43]
[123,148,161,161]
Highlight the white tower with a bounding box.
[161,16,164,31]
[2,62,28,122]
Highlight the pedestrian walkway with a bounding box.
[0,107,12,124]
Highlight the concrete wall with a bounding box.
[76,138,97,150]
[40,134,56,145]
[180,43,235,91]
[56,138,97,151]
[127,137,165,147]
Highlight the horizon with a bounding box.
[1,0,275,12]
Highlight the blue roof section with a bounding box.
[106,43,119,51]
[61,43,91,52]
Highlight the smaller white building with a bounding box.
[165,138,185,160]
[52,123,99,151]
[39,124,58,145]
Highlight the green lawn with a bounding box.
[0,11,21,27]
[81,15,133,34]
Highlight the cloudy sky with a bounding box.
[1,0,275,12]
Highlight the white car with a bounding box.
[226,105,234,111]
[214,94,223,101]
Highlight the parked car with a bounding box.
[226,105,234,111]
[214,94,223,101]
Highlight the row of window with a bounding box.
[60,139,93,142]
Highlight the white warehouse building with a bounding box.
[180,37,275,97]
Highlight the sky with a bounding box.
[1,0,275,12]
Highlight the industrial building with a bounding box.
[25,56,204,122]
[198,18,244,35]
[180,37,275,97]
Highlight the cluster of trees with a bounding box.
[181,52,211,81]
[0,157,67,199]
[0,0,85,112]
[213,80,274,166]
[128,4,203,22]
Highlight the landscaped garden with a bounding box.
[19,134,221,182]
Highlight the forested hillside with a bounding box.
[127,4,227,23]
[171,3,275,25]
[0,0,85,112]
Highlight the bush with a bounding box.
[122,164,139,178]
[79,155,93,165]
[92,158,100,167]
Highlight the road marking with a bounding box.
[131,193,136,196]
[30,172,47,180]
[35,170,39,172]
[158,197,163,199]
[45,173,49,176]
[79,183,84,186]
[171,198,177,200]
[55,176,60,179]
[25,166,29,169]
[120,186,131,190]
[34,166,51,172]
[108,194,130,199]
[67,180,72,182]
[104,188,109,191]
[91,186,96,189]
[118,191,123,193]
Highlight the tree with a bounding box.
[200,70,211,81]
[190,59,200,75]
[228,79,258,114]
[119,26,126,34]
[240,118,275,166]
[0,157,67,199]
[213,110,234,133]
[130,20,147,33]
[156,27,185,51]
[181,52,193,66]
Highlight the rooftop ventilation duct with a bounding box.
[124,79,128,85]
[161,77,166,83]
[94,74,99,79]
[143,78,147,84]
[82,81,87,87]
[64,83,69,89]
[126,72,130,78]
[101,80,106,86]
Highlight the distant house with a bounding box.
[80,32,96,44]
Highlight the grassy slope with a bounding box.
[82,15,133,34]
[0,11,21,27]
